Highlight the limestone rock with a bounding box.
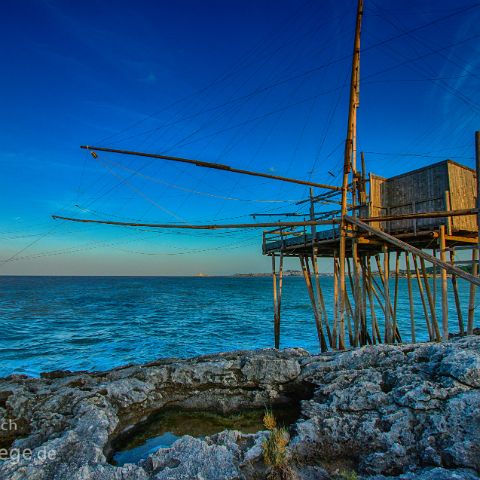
[0,338,478,479]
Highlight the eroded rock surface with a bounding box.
[0,337,478,479]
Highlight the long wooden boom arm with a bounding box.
[80,145,342,191]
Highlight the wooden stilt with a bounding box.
[366,256,381,343]
[278,253,284,347]
[360,256,369,345]
[338,246,347,350]
[476,130,480,272]
[471,131,480,334]
[311,250,332,346]
[432,248,437,307]
[383,245,392,343]
[344,285,355,347]
[338,0,363,351]
[449,250,464,335]
[333,254,339,349]
[301,256,328,352]
[439,226,449,341]
[413,255,433,341]
[405,253,416,343]
[352,241,363,345]
[467,248,478,335]
[373,256,391,312]
[272,255,279,349]
[420,257,441,341]
[393,251,400,343]
[346,257,358,346]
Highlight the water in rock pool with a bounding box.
[111,407,300,466]
[0,275,473,377]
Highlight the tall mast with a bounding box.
[338,0,363,349]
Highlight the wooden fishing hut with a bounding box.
[263,157,480,351]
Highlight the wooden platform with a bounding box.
[263,225,477,257]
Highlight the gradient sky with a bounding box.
[1,0,479,275]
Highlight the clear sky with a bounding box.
[1,0,479,275]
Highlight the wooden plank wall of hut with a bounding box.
[368,173,386,230]
[448,161,477,232]
[385,162,448,233]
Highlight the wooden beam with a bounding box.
[420,257,441,342]
[53,209,478,231]
[383,245,392,343]
[52,215,338,230]
[360,208,477,223]
[81,145,342,191]
[300,256,327,352]
[272,255,279,349]
[333,254,339,349]
[393,251,400,342]
[312,250,332,346]
[439,225,449,341]
[278,254,284,348]
[467,248,478,335]
[476,130,480,270]
[345,216,480,287]
[366,256,381,344]
[338,0,364,352]
[405,253,416,342]
[449,250,464,335]
[413,255,434,341]
[445,234,478,244]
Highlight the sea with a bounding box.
[0,275,476,378]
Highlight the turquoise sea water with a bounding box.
[0,275,476,377]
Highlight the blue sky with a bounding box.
[1,0,479,275]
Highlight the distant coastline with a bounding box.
[233,270,333,277]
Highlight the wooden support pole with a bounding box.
[445,190,452,235]
[306,256,328,351]
[366,256,381,343]
[344,289,355,345]
[471,131,480,335]
[449,250,464,335]
[352,241,362,345]
[405,253,416,343]
[346,257,358,346]
[360,255,370,345]
[345,259,355,346]
[476,130,480,270]
[420,257,441,342]
[467,248,478,335]
[278,254,284,347]
[374,255,394,318]
[333,255,339,349]
[360,152,367,205]
[413,255,433,341]
[338,0,363,352]
[311,251,332,346]
[439,226,448,341]
[301,256,328,352]
[272,255,279,349]
[383,245,392,343]
[393,251,400,343]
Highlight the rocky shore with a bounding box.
[0,336,479,479]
